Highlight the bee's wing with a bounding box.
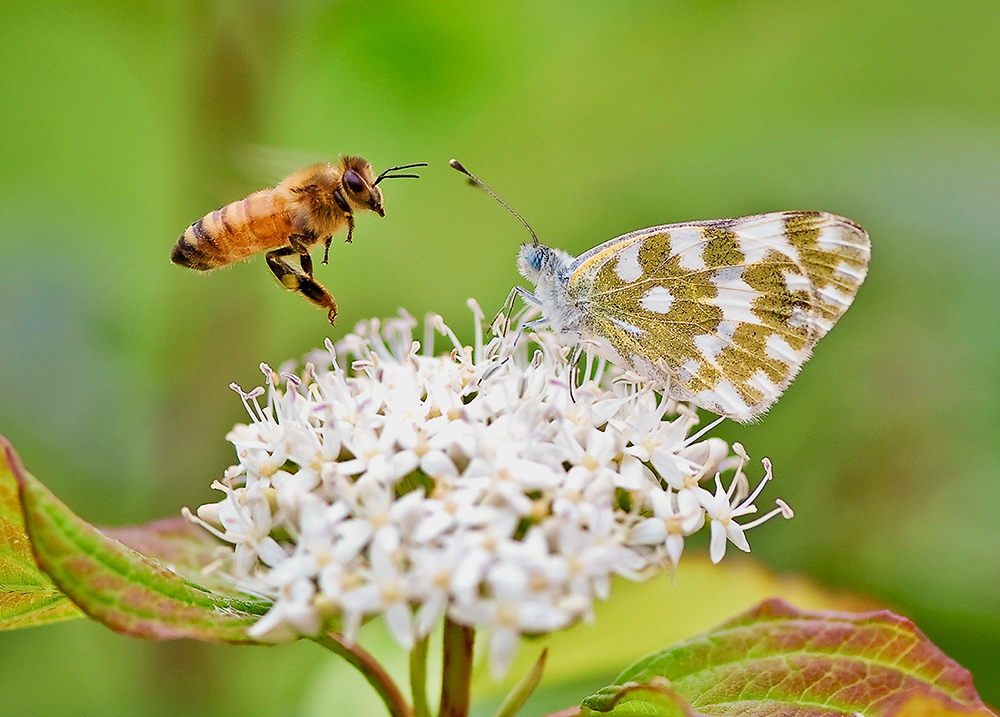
[241,145,329,185]
[571,211,870,422]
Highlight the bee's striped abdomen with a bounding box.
[171,191,293,270]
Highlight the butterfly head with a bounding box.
[517,243,571,287]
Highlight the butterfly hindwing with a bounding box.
[569,211,870,422]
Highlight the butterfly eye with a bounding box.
[524,246,545,271]
[342,169,366,195]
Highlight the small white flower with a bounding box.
[450,559,574,679]
[630,486,705,566]
[246,576,319,642]
[338,530,415,649]
[699,455,788,564]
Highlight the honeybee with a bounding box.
[171,156,426,325]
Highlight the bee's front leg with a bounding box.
[265,246,338,325]
[343,214,355,245]
[323,213,354,265]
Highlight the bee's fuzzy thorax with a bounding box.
[277,164,345,237]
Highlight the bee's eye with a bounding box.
[342,169,366,194]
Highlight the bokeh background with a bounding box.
[1,1,998,714]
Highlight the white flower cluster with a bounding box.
[191,302,791,676]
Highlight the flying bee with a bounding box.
[171,156,426,325]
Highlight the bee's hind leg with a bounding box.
[287,233,317,276]
[265,246,338,325]
[299,251,314,278]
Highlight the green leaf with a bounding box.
[492,648,548,717]
[2,434,270,642]
[0,437,83,629]
[103,517,247,600]
[581,598,992,717]
[581,681,697,717]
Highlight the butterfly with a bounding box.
[450,161,871,423]
[517,211,871,422]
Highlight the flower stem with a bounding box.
[492,648,547,717]
[439,617,475,717]
[313,632,412,717]
[410,634,431,717]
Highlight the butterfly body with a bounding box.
[517,244,581,332]
[516,211,870,423]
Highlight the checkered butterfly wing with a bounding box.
[570,211,870,422]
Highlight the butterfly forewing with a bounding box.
[570,211,870,422]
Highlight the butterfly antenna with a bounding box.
[449,159,540,246]
[373,162,429,185]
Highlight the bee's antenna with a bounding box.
[449,159,539,247]
[374,162,429,185]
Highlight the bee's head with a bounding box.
[339,156,385,217]
[339,157,428,218]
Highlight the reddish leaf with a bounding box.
[582,599,992,717]
[0,436,83,629]
[104,517,244,598]
[3,435,268,643]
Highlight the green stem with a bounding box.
[314,632,412,717]
[492,648,547,717]
[439,617,475,717]
[410,634,431,717]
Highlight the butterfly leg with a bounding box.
[265,245,338,325]
[513,284,542,308]
[478,287,537,384]
[494,286,523,331]
[503,285,553,346]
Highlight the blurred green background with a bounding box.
[1,0,998,713]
